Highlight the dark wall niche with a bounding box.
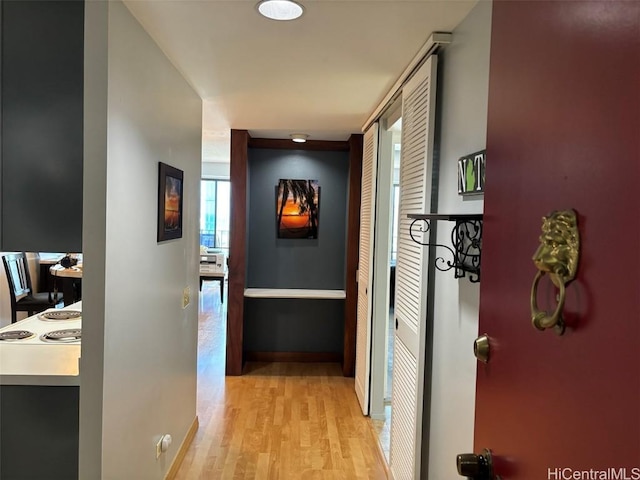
[1,0,84,251]
[227,131,362,375]
[247,148,349,289]
[244,147,349,356]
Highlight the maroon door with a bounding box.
[474,1,640,477]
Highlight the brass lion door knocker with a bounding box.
[530,209,580,335]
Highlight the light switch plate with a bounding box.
[156,437,163,459]
[182,286,190,309]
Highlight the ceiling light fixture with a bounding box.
[290,133,309,143]
[256,0,304,21]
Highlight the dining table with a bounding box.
[49,264,83,306]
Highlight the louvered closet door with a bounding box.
[354,123,378,415]
[390,56,437,480]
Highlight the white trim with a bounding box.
[362,32,451,133]
[385,99,402,131]
[243,288,345,299]
[368,113,396,420]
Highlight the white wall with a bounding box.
[427,2,491,477]
[202,160,230,179]
[80,2,202,479]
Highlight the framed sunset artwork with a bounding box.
[157,162,184,242]
[275,179,320,239]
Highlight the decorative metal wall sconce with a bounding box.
[407,214,483,282]
[530,209,580,335]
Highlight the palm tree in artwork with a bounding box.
[277,180,290,233]
[304,179,318,238]
[276,179,319,238]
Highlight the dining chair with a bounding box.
[2,252,59,323]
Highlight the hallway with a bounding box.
[174,284,387,479]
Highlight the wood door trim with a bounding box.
[343,133,363,377]
[226,129,249,376]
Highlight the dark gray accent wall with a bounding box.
[0,385,79,480]
[247,148,349,289]
[1,0,84,251]
[244,298,344,353]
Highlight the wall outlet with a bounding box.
[156,434,172,460]
[182,286,190,309]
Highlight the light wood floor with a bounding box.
[174,284,388,480]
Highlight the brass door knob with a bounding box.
[456,449,497,479]
[473,334,490,363]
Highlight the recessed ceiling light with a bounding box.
[257,0,304,21]
[290,133,309,143]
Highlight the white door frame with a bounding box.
[369,102,401,420]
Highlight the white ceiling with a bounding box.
[124,0,477,163]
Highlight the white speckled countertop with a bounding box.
[0,302,82,386]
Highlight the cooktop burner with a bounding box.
[38,310,82,321]
[0,330,36,341]
[40,329,82,343]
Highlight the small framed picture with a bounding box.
[157,162,184,242]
